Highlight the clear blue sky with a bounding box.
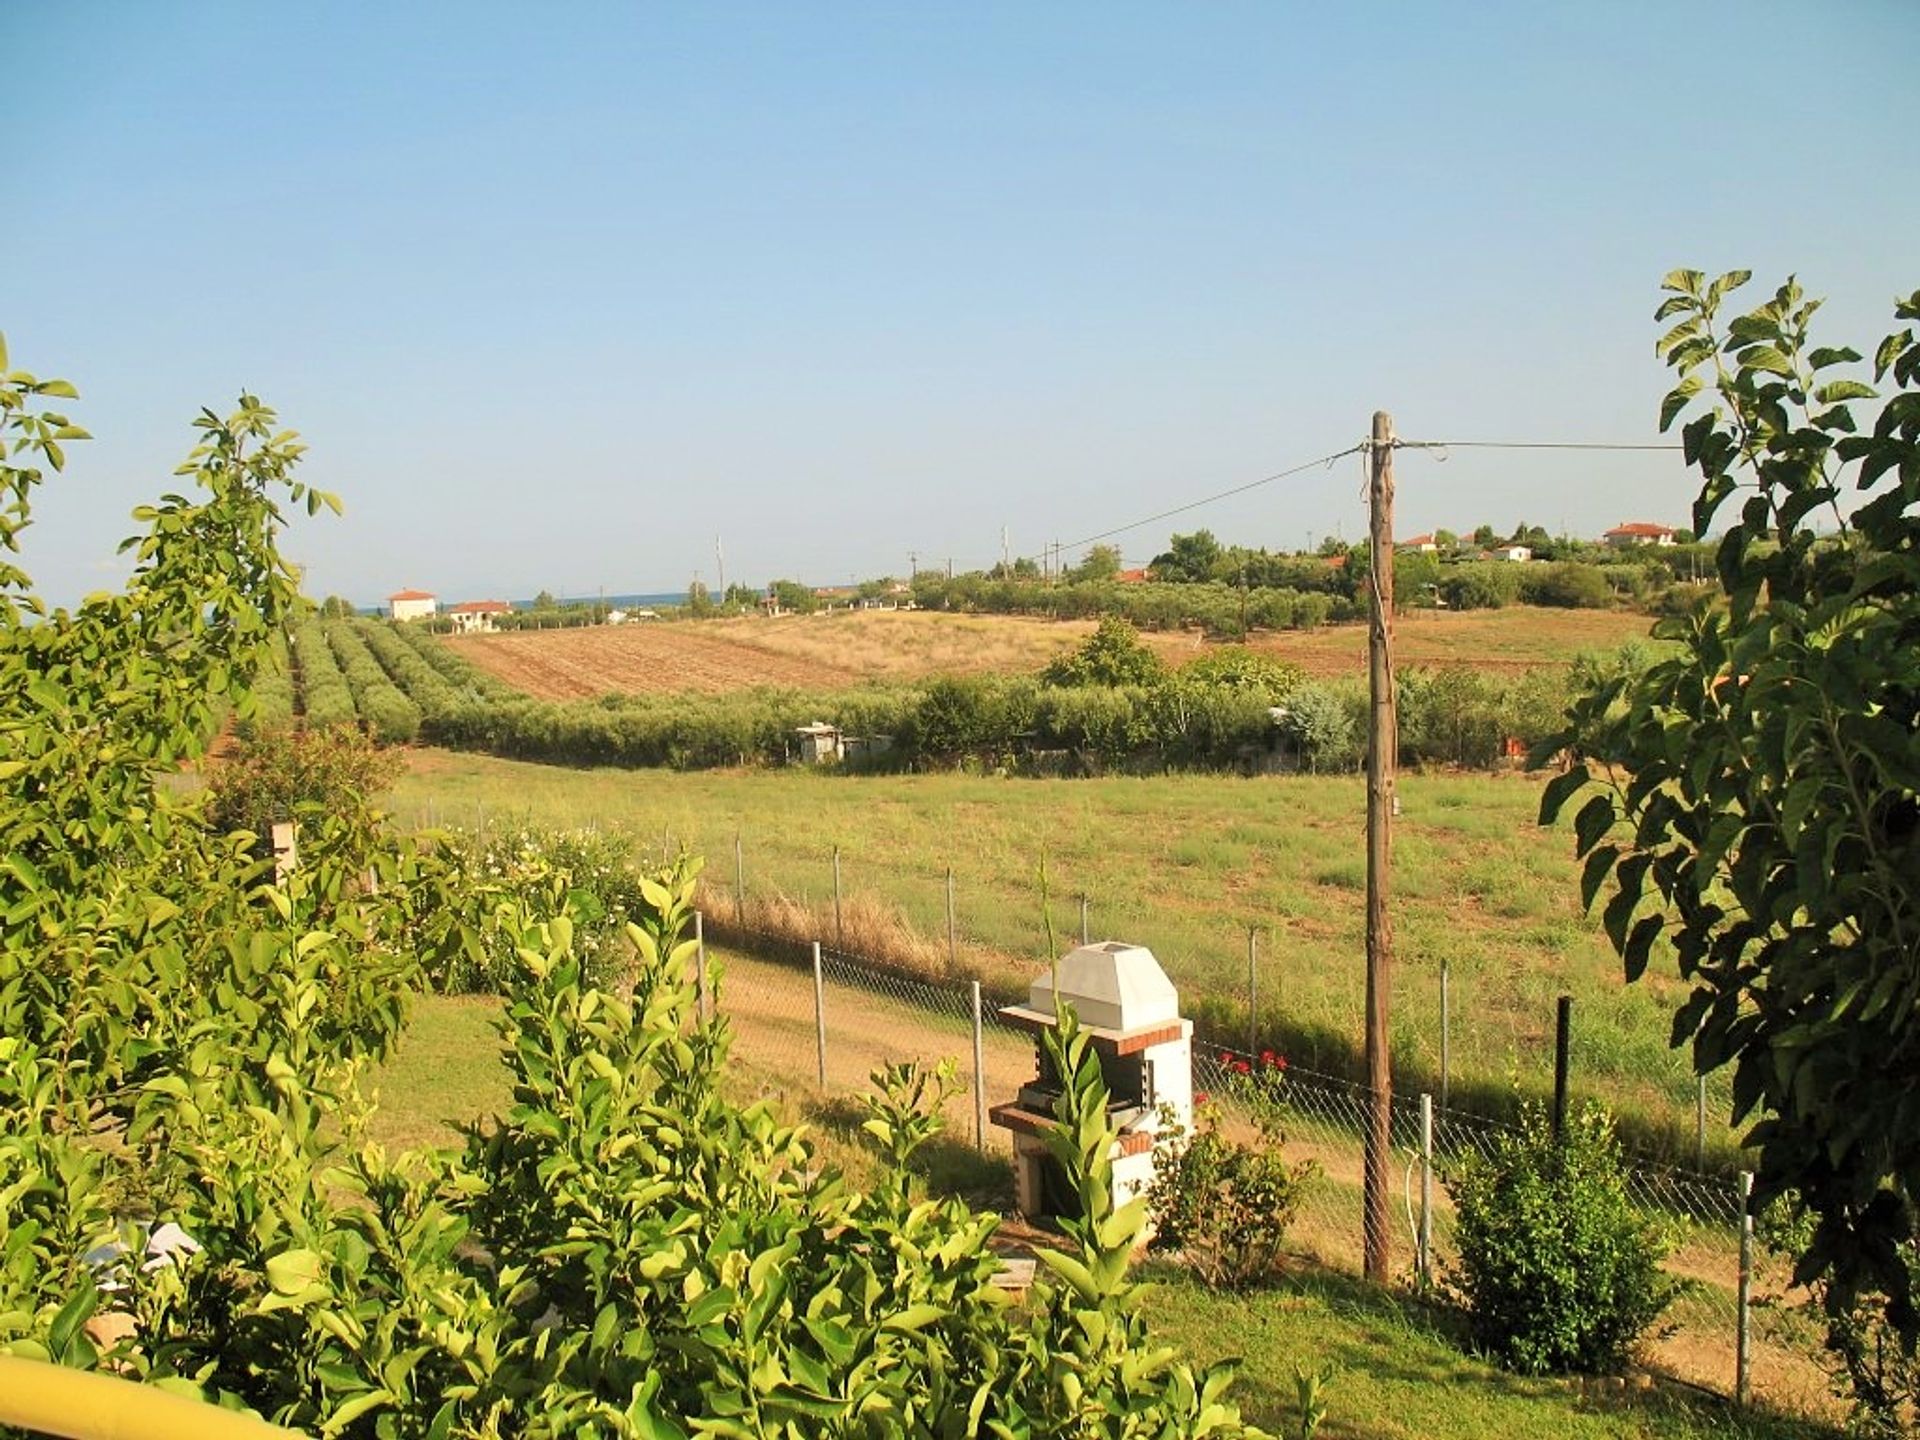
[8,2,1915,605]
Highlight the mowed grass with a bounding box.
[390,751,1727,1163]
[448,605,1658,700]
[366,992,1823,1440]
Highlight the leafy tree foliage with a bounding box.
[1542,273,1920,1342]
[1041,615,1168,688]
[770,578,819,613]
[206,726,403,839]
[1151,529,1224,582]
[1066,543,1122,583]
[0,335,1268,1435]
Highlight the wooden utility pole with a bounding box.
[1363,410,1398,1283]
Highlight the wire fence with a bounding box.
[698,919,1833,1419]
[625,826,1747,1171]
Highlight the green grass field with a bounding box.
[389,750,1729,1165]
[367,991,1823,1440]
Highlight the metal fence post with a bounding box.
[1440,960,1451,1109]
[971,980,987,1150]
[1696,1074,1708,1171]
[734,833,745,926]
[945,868,957,972]
[1737,1170,1754,1404]
[1552,995,1572,1141]
[811,941,827,1088]
[694,910,711,1025]
[1079,894,1089,946]
[1247,926,1258,1058]
[832,846,844,950]
[1419,1092,1434,1287]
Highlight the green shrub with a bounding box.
[1524,561,1614,609]
[325,619,421,742]
[290,617,357,728]
[206,724,402,839]
[907,674,1036,763]
[1445,1103,1676,1375]
[1178,646,1304,701]
[1439,563,1521,611]
[429,821,648,991]
[1278,682,1359,771]
[1041,614,1168,687]
[235,632,296,738]
[1148,1056,1317,1288]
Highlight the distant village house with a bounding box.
[387,588,437,622]
[446,599,512,634]
[1397,534,1439,554]
[1604,522,1676,548]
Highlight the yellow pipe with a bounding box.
[0,1356,304,1440]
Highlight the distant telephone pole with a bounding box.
[1001,525,1010,576]
[716,536,726,597]
[1363,410,1398,1284]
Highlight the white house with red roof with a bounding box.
[1397,533,1439,553]
[387,588,438,621]
[1603,521,1677,548]
[447,599,512,634]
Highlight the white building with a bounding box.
[387,588,438,622]
[446,599,511,634]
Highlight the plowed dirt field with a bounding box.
[445,607,1653,700]
[443,612,1098,699]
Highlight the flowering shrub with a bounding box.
[1147,1053,1318,1289]
[428,821,653,991]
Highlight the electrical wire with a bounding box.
[915,435,1683,576]
[1048,443,1366,556]
[1393,439,1683,453]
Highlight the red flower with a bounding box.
[1260,1049,1276,1065]
[1231,1059,1251,1075]
[1194,1091,1211,1107]
[1274,1055,1288,1071]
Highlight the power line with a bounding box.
[1394,439,1683,452]
[1054,443,1365,555]
[911,433,1682,578]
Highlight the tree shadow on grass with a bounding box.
[1136,1260,1836,1440]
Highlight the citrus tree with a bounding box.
[1542,275,1920,1349]
[0,334,1270,1437]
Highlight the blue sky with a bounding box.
[8,2,1916,604]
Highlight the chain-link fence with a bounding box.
[696,918,1832,1419]
[659,827,1742,1172]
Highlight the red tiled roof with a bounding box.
[1116,567,1150,583]
[448,599,512,614]
[387,588,436,602]
[1399,533,1435,547]
[1605,522,1675,538]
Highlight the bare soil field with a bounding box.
[447,607,1655,700]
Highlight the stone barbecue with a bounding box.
[989,942,1193,1228]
